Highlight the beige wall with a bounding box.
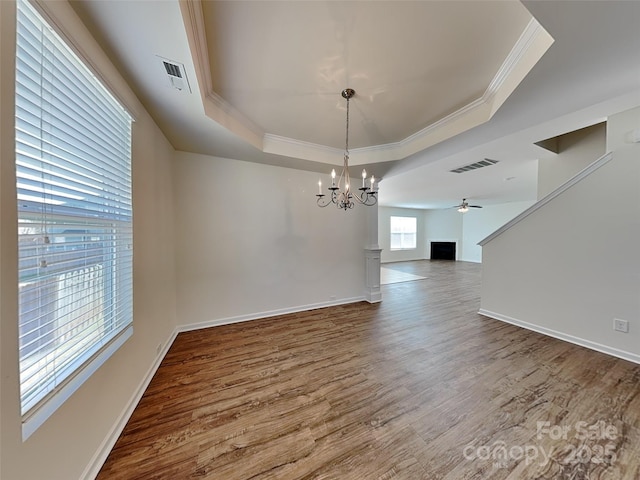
[173,151,368,328]
[1,3,370,477]
[0,2,177,479]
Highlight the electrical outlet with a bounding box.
[613,318,629,333]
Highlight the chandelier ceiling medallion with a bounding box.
[316,88,377,210]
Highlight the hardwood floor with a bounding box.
[97,260,640,479]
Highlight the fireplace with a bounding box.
[430,242,456,260]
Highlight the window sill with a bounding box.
[21,326,132,441]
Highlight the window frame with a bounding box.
[15,0,134,440]
[389,216,417,251]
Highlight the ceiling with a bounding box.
[70,0,640,209]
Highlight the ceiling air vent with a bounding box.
[156,56,191,93]
[449,158,499,174]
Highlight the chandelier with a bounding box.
[316,88,377,210]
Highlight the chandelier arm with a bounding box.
[343,156,350,192]
[338,162,346,190]
[352,189,376,205]
[317,186,341,207]
[316,195,331,207]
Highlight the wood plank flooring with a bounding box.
[97,260,640,479]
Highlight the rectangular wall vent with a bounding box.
[450,158,499,174]
[155,56,191,93]
[163,61,182,79]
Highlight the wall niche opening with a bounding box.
[430,242,456,260]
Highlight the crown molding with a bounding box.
[180,3,552,164]
[263,134,342,165]
[180,0,264,149]
[484,18,554,116]
[484,18,544,104]
[387,17,553,160]
[179,0,211,98]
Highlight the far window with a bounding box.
[390,216,417,250]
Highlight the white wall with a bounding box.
[378,207,425,263]
[423,208,462,260]
[173,152,368,327]
[380,204,532,264]
[420,203,532,264]
[460,201,534,263]
[480,107,640,363]
[537,122,606,199]
[607,106,640,151]
[1,2,177,479]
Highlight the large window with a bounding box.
[390,216,417,250]
[16,0,133,437]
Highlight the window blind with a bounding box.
[16,0,133,419]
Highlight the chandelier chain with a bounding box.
[345,94,350,156]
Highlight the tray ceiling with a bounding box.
[68,0,640,209]
[181,0,552,165]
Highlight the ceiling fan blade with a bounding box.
[452,199,482,209]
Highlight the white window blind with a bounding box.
[390,216,417,250]
[15,0,133,427]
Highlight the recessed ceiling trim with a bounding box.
[203,92,265,149]
[263,134,342,165]
[485,19,547,106]
[180,2,552,162]
[485,18,554,117]
[179,0,264,149]
[264,133,408,166]
[179,0,211,97]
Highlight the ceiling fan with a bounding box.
[453,198,483,213]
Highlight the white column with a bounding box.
[364,198,382,303]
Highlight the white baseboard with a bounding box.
[478,309,640,365]
[178,296,366,333]
[82,296,366,479]
[81,329,178,480]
